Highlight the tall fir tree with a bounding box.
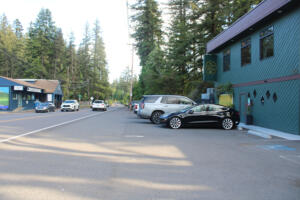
[25,8,57,78]
[167,0,191,95]
[131,0,164,94]
[91,19,110,99]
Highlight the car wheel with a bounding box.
[222,118,234,130]
[151,111,163,124]
[169,117,182,129]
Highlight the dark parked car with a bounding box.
[35,102,56,113]
[160,104,240,130]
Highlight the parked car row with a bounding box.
[131,95,240,130]
[35,99,110,113]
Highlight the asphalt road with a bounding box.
[0,106,299,200]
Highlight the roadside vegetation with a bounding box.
[0,9,110,101]
[0,0,261,104]
[129,0,261,101]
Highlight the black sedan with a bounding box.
[160,104,240,130]
[35,102,56,113]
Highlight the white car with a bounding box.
[92,100,107,111]
[61,100,79,112]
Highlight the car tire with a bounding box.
[169,117,182,129]
[150,111,163,124]
[222,118,234,130]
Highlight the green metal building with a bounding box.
[204,0,300,135]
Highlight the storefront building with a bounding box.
[0,76,63,111]
[204,0,300,135]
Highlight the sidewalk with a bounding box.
[239,123,300,140]
[0,109,35,114]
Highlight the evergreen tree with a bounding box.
[0,14,19,78]
[131,0,164,94]
[65,32,77,98]
[91,19,109,99]
[52,28,66,79]
[167,0,191,95]
[77,23,92,100]
[25,8,57,78]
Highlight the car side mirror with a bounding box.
[188,110,194,114]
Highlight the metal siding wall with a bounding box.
[216,8,300,84]
[215,8,300,135]
[235,80,299,135]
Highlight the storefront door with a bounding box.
[17,94,22,107]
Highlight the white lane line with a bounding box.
[0,109,116,143]
[279,155,300,165]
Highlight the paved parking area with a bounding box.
[0,107,299,200]
[0,108,114,142]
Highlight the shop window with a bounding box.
[32,94,35,101]
[27,94,32,100]
[260,26,274,60]
[13,93,17,100]
[273,93,277,102]
[22,95,26,100]
[223,49,230,72]
[241,38,251,66]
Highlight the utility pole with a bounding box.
[127,0,134,109]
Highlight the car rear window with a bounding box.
[64,100,75,103]
[142,96,159,103]
[94,100,104,103]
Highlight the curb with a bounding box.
[238,123,300,140]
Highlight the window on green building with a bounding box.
[223,49,230,72]
[260,26,274,60]
[241,38,251,66]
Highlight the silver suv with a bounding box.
[138,95,196,124]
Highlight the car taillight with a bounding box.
[134,105,138,109]
[141,103,145,109]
